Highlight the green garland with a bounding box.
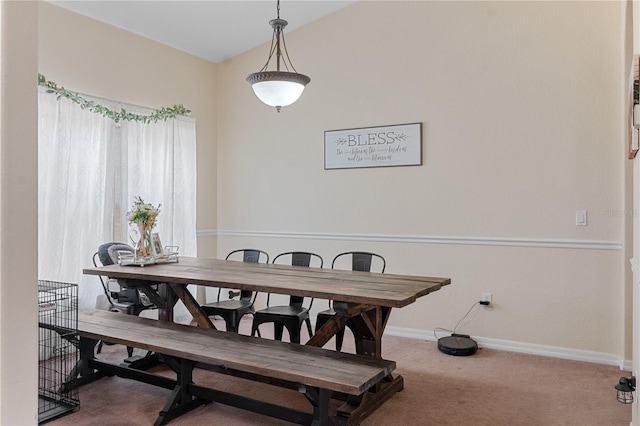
[38,73,191,123]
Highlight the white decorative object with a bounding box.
[127,197,161,259]
[118,246,179,267]
[324,123,422,170]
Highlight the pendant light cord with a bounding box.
[257,0,298,73]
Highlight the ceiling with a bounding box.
[48,1,356,64]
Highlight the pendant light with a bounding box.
[246,0,310,112]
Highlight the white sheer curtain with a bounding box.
[38,88,117,309]
[38,90,197,311]
[120,105,197,257]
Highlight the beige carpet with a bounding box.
[48,318,631,426]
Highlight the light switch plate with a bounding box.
[576,210,587,226]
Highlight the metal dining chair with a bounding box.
[314,251,386,351]
[201,249,269,333]
[93,242,162,358]
[250,251,323,344]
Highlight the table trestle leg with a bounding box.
[336,374,404,426]
[169,283,216,329]
[346,306,392,358]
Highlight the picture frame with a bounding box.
[151,232,163,256]
[324,122,422,170]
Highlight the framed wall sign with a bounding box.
[324,122,422,170]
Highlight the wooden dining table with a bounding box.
[84,256,450,358]
[83,256,451,424]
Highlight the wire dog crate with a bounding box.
[38,280,79,423]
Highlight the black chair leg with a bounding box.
[335,328,345,352]
[225,313,237,332]
[233,316,243,334]
[274,322,284,341]
[305,318,313,339]
[287,324,301,344]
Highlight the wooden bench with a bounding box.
[75,310,396,426]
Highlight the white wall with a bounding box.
[0,1,39,424]
[0,1,624,423]
[216,1,630,359]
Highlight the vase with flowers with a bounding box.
[127,196,161,259]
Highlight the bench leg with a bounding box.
[155,357,208,426]
[69,337,111,387]
[301,385,333,426]
[78,337,97,376]
[335,374,404,426]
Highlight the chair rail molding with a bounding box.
[197,229,622,251]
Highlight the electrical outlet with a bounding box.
[481,293,492,305]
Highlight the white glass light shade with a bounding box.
[251,80,305,108]
[246,71,310,110]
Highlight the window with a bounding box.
[38,88,197,308]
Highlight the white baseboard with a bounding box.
[175,311,630,370]
[385,325,631,371]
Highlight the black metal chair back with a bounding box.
[222,249,270,301]
[270,251,323,307]
[331,251,386,273]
